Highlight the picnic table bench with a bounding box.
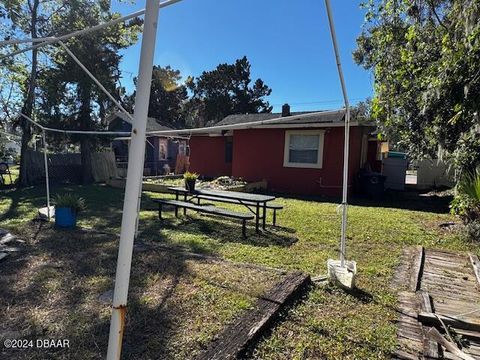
[154,199,254,237]
[168,187,279,233]
[194,195,283,226]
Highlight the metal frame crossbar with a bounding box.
[0,0,184,59]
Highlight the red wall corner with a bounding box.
[189,136,232,177]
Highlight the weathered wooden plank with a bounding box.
[410,246,424,292]
[469,254,480,289]
[425,327,476,360]
[392,349,420,360]
[417,291,439,359]
[423,267,475,280]
[419,312,480,333]
[454,328,480,341]
[427,249,466,259]
[196,272,311,360]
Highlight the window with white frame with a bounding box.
[283,130,324,168]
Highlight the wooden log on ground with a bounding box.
[196,272,311,360]
[469,254,480,289]
[418,312,480,333]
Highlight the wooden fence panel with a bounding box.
[91,151,118,182]
[25,150,117,184]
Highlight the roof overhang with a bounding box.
[192,121,362,136]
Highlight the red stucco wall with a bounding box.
[231,127,364,196]
[189,136,232,177]
[189,127,365,196]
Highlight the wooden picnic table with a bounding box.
[168,187,276,233]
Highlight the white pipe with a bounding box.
[42,129,131,136]
[19,113,131,136]
[19,112,45,130]
[0,0,183,60]
[58,41,133,121]
[106,0,160,358]
[0,37,55,46]
[42,130,51,220]
[325,0,351,268]
[18,109,345,137]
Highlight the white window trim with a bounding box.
[283,130,325,169]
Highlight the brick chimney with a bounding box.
[282,103,291,117]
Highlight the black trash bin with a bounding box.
[358,171,386,197]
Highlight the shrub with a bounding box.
[183,172,199,181]
[55,194,86,213]
[450,168,480,223]
[466,220,480,242]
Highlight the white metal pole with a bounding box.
[106,0,160,358]
[324,0,351,268]
[42,130,51,220]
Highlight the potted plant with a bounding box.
[184,172,199,192]
[54,194,86,228]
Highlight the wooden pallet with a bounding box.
[393,247,480,359]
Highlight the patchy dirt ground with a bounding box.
[0,222,285,360]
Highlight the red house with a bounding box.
[189,104,377,196]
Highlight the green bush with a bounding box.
[450,168,480,224]
[55,194,86,213]
[466,220,480,242]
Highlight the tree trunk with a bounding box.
[80,137,94,184]
[18,132,32,186]
[79,85,94,184]
[18,0,40,187]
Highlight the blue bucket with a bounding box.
[55,207,77,228]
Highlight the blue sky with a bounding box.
[112,0,373,112]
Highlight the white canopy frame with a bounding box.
[1,0,354,358]
[0,0,184,58]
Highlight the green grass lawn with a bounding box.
[0,184,478,359]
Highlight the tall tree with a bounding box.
[354,0,480,174]
[0,0,58,186]
[38,1,141,183]
[126,65,188,129]
[186,56,272,125]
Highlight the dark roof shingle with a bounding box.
[216,110,346,127]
